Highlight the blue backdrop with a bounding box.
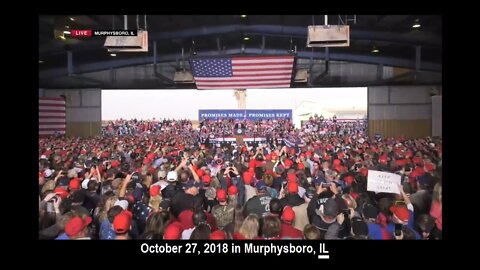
[199,109,292,120]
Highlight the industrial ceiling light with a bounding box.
[69,17,75,21]
[110,53,117,57]
[372,46,379,53]
[63,31,71,35]
[65,25,70,29]
[39,60,43,63]
[412,19,421,28]
[241,15,247,18]
[59,35,66,40]
[243,36,250,41]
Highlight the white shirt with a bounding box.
[182,228,195,240]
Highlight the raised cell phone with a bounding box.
[46,202,55,213]
[395,223,402,236]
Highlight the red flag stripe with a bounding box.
[40,97,66,135]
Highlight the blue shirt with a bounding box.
[55,233,69,240]
[99,219,116,240]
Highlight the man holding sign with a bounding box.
[367,170,420,239]
[367,170,401,194]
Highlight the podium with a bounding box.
[234,123,246,145]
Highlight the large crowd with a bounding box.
[39,115,441,240]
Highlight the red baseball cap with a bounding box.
[111,160,121,168]
[217,189,227,202]
[196,169,205,177]
[284,159,293,168]
[411,167,425,178]
[210,230,226,240]
[395,159,407,167]
[424,163,434,172]
[333,159,341,166]
[360,168,368,177]
[147,153,156,160]
[413,157,423,165]
[287,182,298,194]
[163,222,183,240]
[297,163,305,170]
[281,206,295,223]
[113,211,133,234]
[54,187,69,199]
[344,175,354,186]
[390,205,410,223]
[202,175,211,185]
[228,185,238,195]
[271,152,278,160]
[69,178,81,190]
[178,210,194,230]
[65,216,92,237]
[150,185,161,197]
[243,172,253,185]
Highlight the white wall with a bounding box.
[368,86,433,120]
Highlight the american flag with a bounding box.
[39,97,66,136]
[190,55,295,90]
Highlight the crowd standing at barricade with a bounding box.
[39,115,441,240]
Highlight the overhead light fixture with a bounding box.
[39,60,43,64]
[69,17,75,21]
[59,35,66,40]
[372,48,379,53]
[412,19,421,28]
[110,53,117,57]
[243,37,250,41]
[241,15,247,18]
[63,31,71,35]
[65,25,70,29]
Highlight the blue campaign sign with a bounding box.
[199,110,292,120]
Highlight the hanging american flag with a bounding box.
[190,55,295,90]
[39,97,66,136]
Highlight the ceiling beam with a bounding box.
[40,24,442,56]
[39,46,441,80]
